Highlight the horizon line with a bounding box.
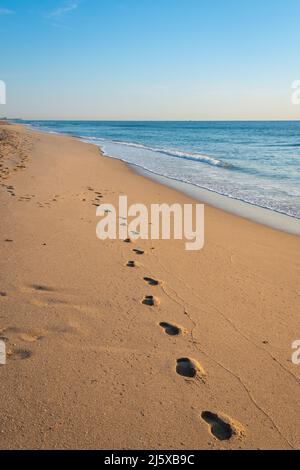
[5,118,300,123]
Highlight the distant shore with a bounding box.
[0,123,299,450]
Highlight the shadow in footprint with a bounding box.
[9,348,32,360]
[176,358,197,378]
[133,249,144,255]
[127,261,136,268]
[142,295,156,307]
[176,357,205,379]
[144,277,159,286]
[31,284,55,293]
[201,412,234,441]
[124,238,132,244]
[159,322,181,336]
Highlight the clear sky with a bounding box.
[1,0,300,120]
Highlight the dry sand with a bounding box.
[0,123,299,450]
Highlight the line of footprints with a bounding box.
[125,238,245,444]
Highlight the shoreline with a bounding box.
[0,123,299,450]
[22,121,300,236]
[128,162,300,236]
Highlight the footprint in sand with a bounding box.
[20,284,55,293]
[7,348,32,361]
[143,277,159,286]
[49,322,81,335]
[1,327,44,344]
[0,291,7,297]
[21,284,55,294]
[20,285,64,309]
[30,298,67,308]
[201,411,244,441]
[19,333,43,343]
[126,261,136,268]
[142,295,159,307]
[176,357,205,379]
[133,249,144,255]
[31,284,55,292]
[159,322,182,336]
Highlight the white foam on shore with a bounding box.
[130,163,300,236]
[91,139,300,220]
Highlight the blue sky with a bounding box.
[1,0,300,120]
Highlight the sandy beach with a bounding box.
[0,122,299,450]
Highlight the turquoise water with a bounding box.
[20,120,300,219]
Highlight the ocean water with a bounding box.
[21,120,300,219]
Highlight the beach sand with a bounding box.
[0,123,299,450]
